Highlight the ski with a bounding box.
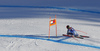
[62,34,89,39]
[80,35,89,38]
[63,34,83,39]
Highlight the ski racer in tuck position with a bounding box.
[66,25,80,37]
[63,25,89,39]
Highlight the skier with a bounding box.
[66,25,79,37]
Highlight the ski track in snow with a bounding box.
[0,35,100,49]
[84,37,100,44]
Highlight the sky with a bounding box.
[0,0,100,7]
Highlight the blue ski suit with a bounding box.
[67,27,78,36]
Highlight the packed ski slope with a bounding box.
[0,6,100,51]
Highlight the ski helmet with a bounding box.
[66,25,70,29]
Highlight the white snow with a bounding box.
[0,6,100,51]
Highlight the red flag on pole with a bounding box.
[49,19,57,26]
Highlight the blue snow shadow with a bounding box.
[0,35,100,49]
[68,8,100,14]
[0,5,100,24]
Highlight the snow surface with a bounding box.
[0,3,100,51]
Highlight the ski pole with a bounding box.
[75,29,87,34]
